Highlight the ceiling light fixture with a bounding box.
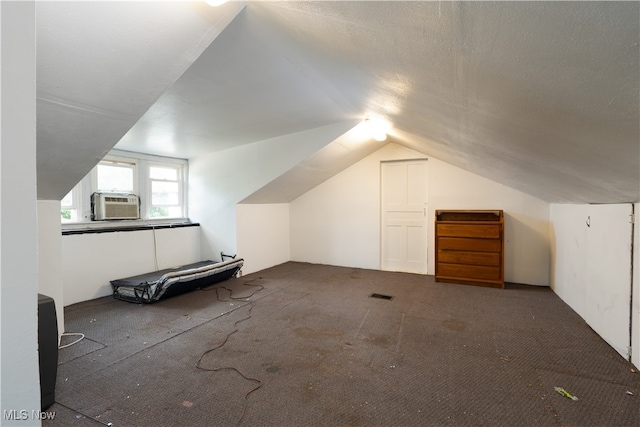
[364,117,391,141]
[205,0,228,6]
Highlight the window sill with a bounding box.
[61,218,198,235]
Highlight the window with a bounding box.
[61,185,79,223]
[148,164,183,219]
[96,160,136,193]
[61,150,187,224]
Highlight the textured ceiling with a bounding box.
[37,1,639,203]
[240,1,639,203]
[241,122,389,203]
[115,7,350,158]
[36,1,245,199]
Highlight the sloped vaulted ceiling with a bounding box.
[37,1,639,204]
[36,0,245,200]
[243,1,639,203]
[115,5,352,158]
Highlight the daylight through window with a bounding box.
[149,165,183,219]
[60,151,187,224]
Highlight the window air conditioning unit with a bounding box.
[91,193,140,220]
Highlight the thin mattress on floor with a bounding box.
[110,258,244,303]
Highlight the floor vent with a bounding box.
[370,293,394,300]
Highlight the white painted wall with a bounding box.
[38,201,64,338]
[633,204,639,368]
[62,227,200,307]
[189,120,356,262]
[548,204,588,312]
[290,143,550,286]
[0,0,41,421]
[550,203,635,362]
[236,204,290,275]
[428,155,550,286]
[291,144,415,270]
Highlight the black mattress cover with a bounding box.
[110,258,244,303]
[111,260,216,285]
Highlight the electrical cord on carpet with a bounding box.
[56,333,116,426]
[58,332,85,349]
[196,277,265,426]
[53,401,114,427]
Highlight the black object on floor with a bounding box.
[370,293,394,300]
[110,258,244,303]
[38,293,58,410]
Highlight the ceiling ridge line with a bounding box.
[37,94,134,121]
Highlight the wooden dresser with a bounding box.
[434,210,504,289]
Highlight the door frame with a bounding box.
[380,158,429,274]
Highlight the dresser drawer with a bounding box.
[437,250,500,267]
[435,210,504,288]
[437,224,501,239]
[437,237,501,252]
[437,263,501,281]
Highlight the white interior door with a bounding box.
[381,160,428,274]
[585,203,633,359]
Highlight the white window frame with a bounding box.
[92,156,139,195]
[61,150,189,228]
[60,183,80,223]
[147,162,185,219]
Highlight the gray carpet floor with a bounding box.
[44,262,639,426]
